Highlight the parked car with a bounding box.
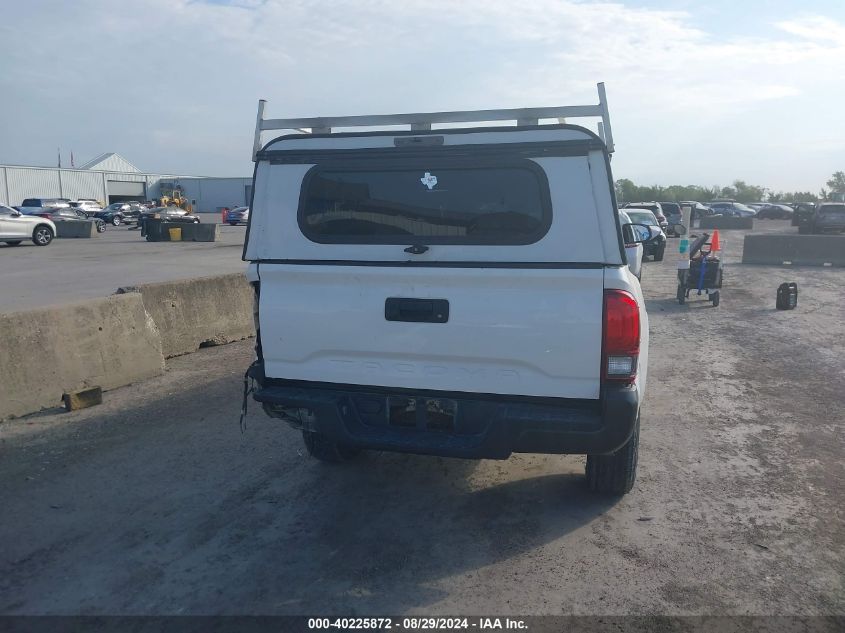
[226,206,250,225]
[37,207,107,232]
[624,202,668,231]
[94,202,142,226]
[623,209,667,260]
[161,209,201,223]
[619,210,644,281]
[68,200,103,215]
[679,201,714,221]
[658,202,683,235]
[800,203,845,234]
[140,207,201,223]
[756,203,793,219]
[0,204,56,246]
[708,201,757,218]
[245,95,649,494]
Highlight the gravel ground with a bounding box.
[1,220,843,617]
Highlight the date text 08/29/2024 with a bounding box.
[307,617,528,630]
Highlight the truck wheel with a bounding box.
[32,225,54,246]
[302,431,360,463]
[653,245,665,262]
[585,414,639,495]
[96,221,107,233]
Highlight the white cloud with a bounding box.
[0,1,843,190]
[775,14,845,40]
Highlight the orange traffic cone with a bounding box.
[710,229,721,252]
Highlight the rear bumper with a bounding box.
[814,221,845,231]
[252,374,639,459]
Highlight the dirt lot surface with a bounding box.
[1,221,843,616]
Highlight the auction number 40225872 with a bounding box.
[307,617,528,630]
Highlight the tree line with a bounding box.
[615,171,845,205]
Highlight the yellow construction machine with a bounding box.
[157,184,192,211]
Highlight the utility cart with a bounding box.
[677,232,722,306]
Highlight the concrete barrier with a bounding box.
[117,273,254,358]
[700,216,754,230]
[55,220,98,238]
[1,273,254,419]
[0,294,165,419]
[141,221,219,242]
[179,223,220,242]
[742,234,845,266]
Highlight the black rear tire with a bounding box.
[302,431,360,463]
[586,414,640,495]
[112,215,122,226]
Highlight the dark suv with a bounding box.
[94,203,142,226]
[800,203,845,234]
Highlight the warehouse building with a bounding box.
[0,153,252,213]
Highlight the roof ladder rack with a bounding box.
[252,82,614,160]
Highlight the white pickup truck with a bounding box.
[243,84,650,494]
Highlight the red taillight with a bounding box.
[602,289,640,383]
[39,213,51,219]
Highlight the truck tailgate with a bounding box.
[257,264,603,399]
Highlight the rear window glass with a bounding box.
[298,161,551,245]
[626,211,658,226]
[819,205,845,214]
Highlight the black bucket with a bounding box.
[776,283,798,310]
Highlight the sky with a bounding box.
[1,0,843,193]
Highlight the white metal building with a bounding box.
[0,153,252,213]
